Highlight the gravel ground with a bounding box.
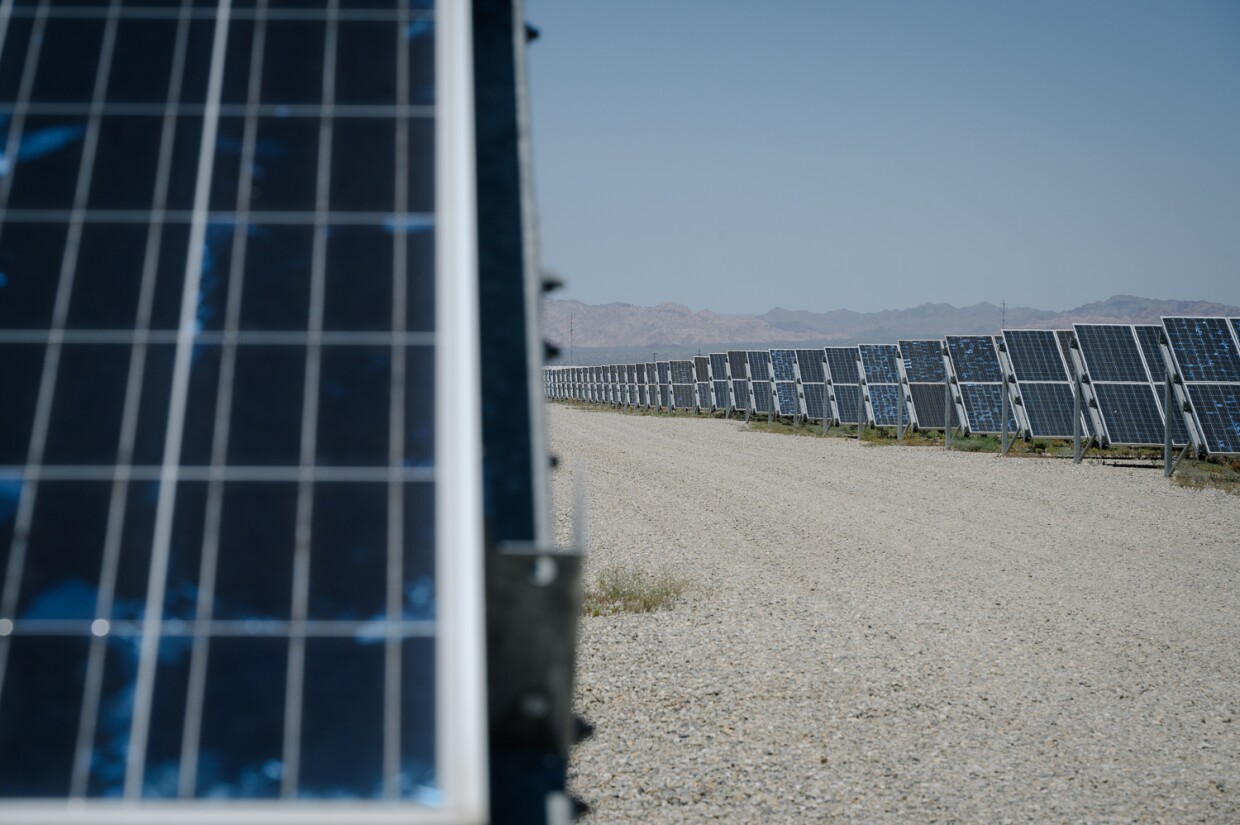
[548,404,1240,824]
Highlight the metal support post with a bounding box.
[1000,379,1010,455]
[1073,369,1083,464]
[943,379,953,450]
[768,382,774,425]
[897,383,906,441]
[1163,374,1174,477]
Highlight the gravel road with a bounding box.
[548,404,1240,823]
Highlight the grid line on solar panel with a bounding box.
[824,347,859,385]
[867,384,902,426]
[1074,325,1149,383]
[1185,384,1240,454]
[908,383,957,430]
[833,384,861,424]
[859,344,899,385]
[946,336,1002,383]
[793,349,824,383]
[959,383,1017,434]
[1092,382,1187,446]
[746,351,771,382]
[775,381,798,415]
[1018,382,1080,438]
[802,383,825,420]
[1003,330,1068,382]
[1163,317,1240,383]
[0,1,466,809]
[898,340,945,383]
[770,350,796,382]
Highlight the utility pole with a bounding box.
[569,313,573,364]
[1001,300,1005,329]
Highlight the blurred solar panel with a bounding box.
[693,356,709,383]
[858,344,899,385]
[0,0,485,820]
[945,336,1002,383]
[770,350,796,382]
[708,353,728,382]
[668,360,695,385]
[730,379,748,411]
[824,347,859,385]
[775,381,799,416]
[898,340,946,383]
[794,349,824,383]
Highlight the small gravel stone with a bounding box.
[550,405,1240,824]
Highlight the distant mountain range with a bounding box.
[544,295,1240,364]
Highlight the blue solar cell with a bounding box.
[1003,330,1068,382]
[771,350,797,382]
[1163,317,1240,383]
[1186,384,1240,454]
[959,383,1018,434]
[825,348,860,385]
[802,383,826,420]
[867,384,903,426]
[899,340,945,383]
[833,384,862,424]
[794,350,825,383]
[947,336,1002,383]
[775,381,799,415]
[859,344,900,385]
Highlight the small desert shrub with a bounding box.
[582,565,690,617]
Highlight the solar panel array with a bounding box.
[0,0,486,819]
[1002,329,1084,439]
[545,316,1240,459]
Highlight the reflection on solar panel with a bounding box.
[898,340,945,383]
[959,384,1017,434]
[946,336,1003,383]
[858,345,899,385]
[1162,317,1240,454]
[0,0,485,819]
[775,382,800,416]
[803,383,826,421]
[833,384,862,425]
[770,350,797,382]
[794,349,825,383]
[867,385,902,426]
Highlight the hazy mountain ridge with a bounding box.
[544,295,1240,357]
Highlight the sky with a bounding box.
[524,0,1240,315]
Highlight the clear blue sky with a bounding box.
[524,0,1240,315]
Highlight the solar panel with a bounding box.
[1187,384,1240,453]
[858,344,899,385]
[1056,330,1076,377]
[693,356,709,383]
[696,382,710,411]
[802,383,826,421]
[824,347,859,385]
[866,384,902,427]
[1092,383,1185,446]
[946,335,1003,383]
[794,349,824,383]
[832,384,862,425]
[770,349,796,382]
[712,380,730,410]
[1163,317,1240,383]
[671,385,695,411]
[726,350,747,380]
[730,379,748,411]
[746,351,771,382]
[1003,330,1068,382]
[898,340,946,383]
[908,382,958,430]
[1017,382,1079,439]
[751,381,773,413]
[775,381,799,416]
[958,383,1018,435]
[708,353,728,382]
[668,360,694,386]
[0,0,485,819]
[1134,325,1168,383]
[1074,325,1149,383]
